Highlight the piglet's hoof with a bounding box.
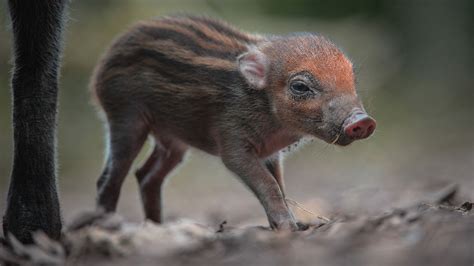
[271,219,299,231]
[296,222,310,231]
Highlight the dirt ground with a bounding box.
[1,184,472,266]
[1,136,473,266]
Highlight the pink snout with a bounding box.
[343,111,376,140]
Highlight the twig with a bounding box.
[285,198,331,222]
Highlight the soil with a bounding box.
[1,184,472,266]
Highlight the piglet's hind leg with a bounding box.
[135,138,187,223]
[96,120,148,212]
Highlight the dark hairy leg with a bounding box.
[3,0,68,243]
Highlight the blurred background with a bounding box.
[0,0,473,227]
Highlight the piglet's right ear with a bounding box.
[238,48,269,89]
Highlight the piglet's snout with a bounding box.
[343,110,376,140]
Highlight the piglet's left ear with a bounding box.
[238,47,269,89]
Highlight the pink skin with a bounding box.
[343,111,376,140]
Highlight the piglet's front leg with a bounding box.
[220,141,298,231]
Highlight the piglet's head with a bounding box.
[238,35,375,146]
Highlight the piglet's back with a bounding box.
[91,15,264,107]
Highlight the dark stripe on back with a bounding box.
[103,47,242,88]
[190,16,255,43]
[168,20,225,46]
[137,26,240,60]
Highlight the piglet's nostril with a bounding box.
[366,124,375,136]
[343,114,376,140]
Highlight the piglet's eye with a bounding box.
[290,81,312,96]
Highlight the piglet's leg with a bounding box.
[220,142,297,231]
[135,139,187,223]
[265,153,286,197]
[96,120,148,212]
[265,153,307,230]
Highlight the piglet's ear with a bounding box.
[238,48,269,89]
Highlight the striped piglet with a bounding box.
[91,15,376,230]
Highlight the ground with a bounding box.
[1,184,472,266]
